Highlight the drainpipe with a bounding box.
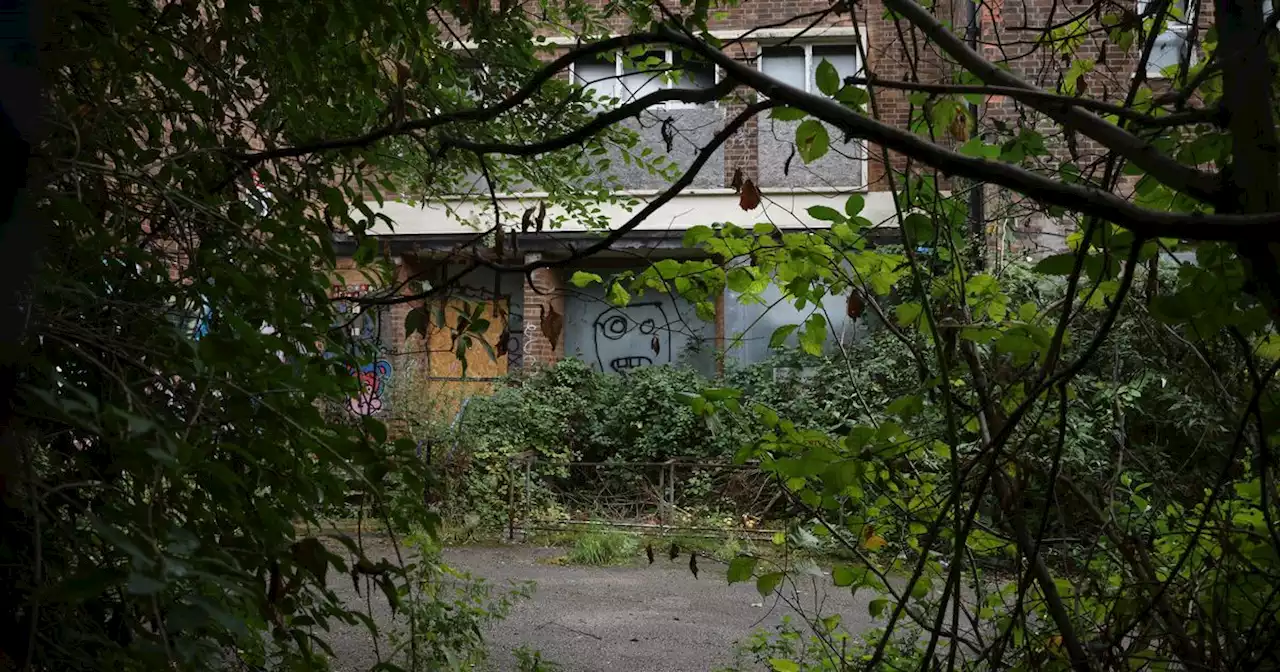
[966,0,986,269]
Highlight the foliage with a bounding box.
[18,0,1280,668]
[435,359,740,527]
[717,617,923,672]
[512,645,563,671]
[9,0,653,668]
[564,527,641,565]
[463,358,737,464]
[388,534,534,670]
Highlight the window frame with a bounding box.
[757,41,864,95]
[755,38,870,191]
[1137,0,1196,78]
[569,49,722,109]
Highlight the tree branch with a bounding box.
[229,33,670,166]
[848,76,1221,127]
[438,78,736,157]
[872,0,1223,204]
[657,26,1280,241]
[362,100,777,305]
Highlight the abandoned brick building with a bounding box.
[329,0,1199,414]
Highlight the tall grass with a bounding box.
[565,528,640,565]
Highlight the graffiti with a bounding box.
[505,313,525,370]
[592,302,674,373]
[346,359,392,416]
[331,283,392,415]
[521,309,540,365]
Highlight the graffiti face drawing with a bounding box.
[346,359,392,416]
[593,302,673,373]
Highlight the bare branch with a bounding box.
[875,0,1223,204]
[849,76,1221,127]
[438,78,736,157]
[658,26,1280,241]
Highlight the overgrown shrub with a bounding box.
[408,275,1239,548]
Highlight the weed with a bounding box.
[564,528,640,565]
[513,645,562,671]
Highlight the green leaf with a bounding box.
[910,578,931,599]
[1034,252,1078,276]
[795,120,830,163]
[894,302,923,327]
[770,659,801,672]
[570,271,604,287]
[727,555,758,584]
[959,138,1002,159]
[832,564,857,587]
[606,282,631,306]
[885,394,923,420]
[683,224,715,247]
[800,313,827,356]
[869,598,888,618]
[404,306,427,338]
[844,194,865,217]
[757,571,784,596]
[769,324,799,349]
[902,213,934,244]
[727,268,755,293]
[815,59,840,95]
[770,106,808,121]
[807,205,844,222]
[835,85,869,107]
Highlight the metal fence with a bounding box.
[505,458,784,539]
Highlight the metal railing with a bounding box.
[505,458,784,539]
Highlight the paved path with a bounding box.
[327,542,878,671]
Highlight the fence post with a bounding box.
[657,466,666,528]
[523,459,532,537]
[666,462,676,530]
[507,459,515,541]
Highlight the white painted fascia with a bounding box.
[447,26,865,51]
[355,190,901,236]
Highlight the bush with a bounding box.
[409,335,926,530]
[438,359,741,528]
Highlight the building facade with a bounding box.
[331,0,1201,414]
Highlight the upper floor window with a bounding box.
[1140,0,1192,76]
[572,49,718,109]
[759,43,859,95]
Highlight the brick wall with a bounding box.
[982,0,1213,257]
[520,254,566,367]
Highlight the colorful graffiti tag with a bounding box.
[346,359,392,416]
[333,283,393,415]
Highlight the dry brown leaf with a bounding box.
[496,329,510,358]
[739,178,761,211]
[847,290,865,319]
[540,305,563,351]
[949,113,968,142]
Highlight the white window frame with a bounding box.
[756,38,870,192]
[757,41,864,95]
[569,49,721,109]
[1138,0,1195,78]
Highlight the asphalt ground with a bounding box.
[325,541,878,671]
